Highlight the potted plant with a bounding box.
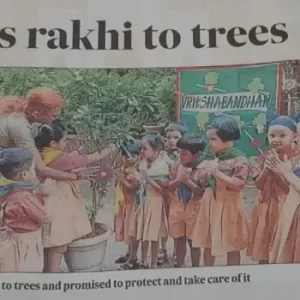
[48,68,174,272]
[64,178,113,272]
[63,135,136,272]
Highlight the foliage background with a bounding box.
[0,67,175,149]
[1,61,300,150]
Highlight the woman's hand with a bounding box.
[72,166,101,180]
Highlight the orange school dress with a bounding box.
[41,148,91,250]
[114,166,139,245]
[129,157,169,242]
[247,149,299,262]
[269,155,300,264]
[0,180,48,272]
[192,155,249,256]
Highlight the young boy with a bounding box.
[157,122,187,266]
[168,134,207,267]
[0,148,48,272]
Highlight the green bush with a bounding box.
[0,67,175,148]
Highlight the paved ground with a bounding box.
[60,183,258,272]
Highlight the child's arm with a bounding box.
[178,168,204,194]
[268,154,300,193]
[282,171,300,193]
[146,177,165,193]
[22,194,49,225]
[140,170,166,193]
[117,173,140,192]
[49,144,116,173]
[168,164,181,191]
[210,159,249,192]
[85,144,116,165]
[252,157,270,190]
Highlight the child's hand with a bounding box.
[108,143,117,152]
[115,170,125,182]
[204,159,219,176]
[77,144,85,154]
[140,170,150,182]
[267,154,292,175]
[176,167,189,183]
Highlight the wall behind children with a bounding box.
[176,63,283,161]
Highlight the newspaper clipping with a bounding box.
[0,0,300,299]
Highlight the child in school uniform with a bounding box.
[268,146,300,264]
[247,115,299,264]
[34,124,116,272]
[157,122,187,266]
[168,134,207,267]
[0,148,48,272]
[114,140,141,270]
[129,133,169,269]
[193,116,249,266]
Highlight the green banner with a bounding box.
[177,64,281,162]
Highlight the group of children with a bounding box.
[114,115,300,269]
[0,123,115,272]
[0,113,300,272]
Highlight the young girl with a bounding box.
[158,122,187,266]
[193,116,249,266]
[129,133,169,269]
[268,151,300,263]
[114,140,141,270]
[248,115,299,264]
[35,124,116,272]
[0,148,48,272]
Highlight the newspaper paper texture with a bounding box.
[0,0,300,299]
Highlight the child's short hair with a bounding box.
[143,132,163,150]
[35,124,65,149]
[121,140,141,156]
[0,148,33,179]
[210,116,241,142]
[164,122,187,136]
[176,134,206,155]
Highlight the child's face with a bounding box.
[178,148,198,166]
[166,130,182,150]
[50,135,67,151]
[22,159,37,182]
[208,129,227,154]
[140,138,158,161]
[268,125,295,151]
[123,154,139,166]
